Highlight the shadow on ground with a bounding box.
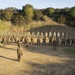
[21,60,75,75]
[0,55,17,61]
[22,44,75,58]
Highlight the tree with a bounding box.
[65,6,75,27]
[57,15,66,24]
[70,6,75,18]
[11,13,25,26]
[43,8,55,17]
[64,7,70,13]
[22,4,34,18]
[0,9,3,19]
[33,10,43,21]
[55,9,61,14]
[1,8,17,21]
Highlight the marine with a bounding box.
[17,46,23,62]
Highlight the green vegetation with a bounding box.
[0,4,75,27]
[70,6,75,18]
[0,20,11,32]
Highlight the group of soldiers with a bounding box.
[0,35,75,47]
[0,35,75,62]
[0,35,29,46]
[36,36,75,47]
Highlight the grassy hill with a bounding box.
[23,19,59,31]
[5,19,59,32]
[0,20,11,33]
[0,19,75,34]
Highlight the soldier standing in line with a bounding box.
[49,36,53,46]
[3,36,7,47]
[53,38,57,50]
[31,37,34,45]
[20,36,23,43]
[42,36,46,46]
[61,37,66,46]
[66,37,70,47]
[56,37,59,46]
[24,36,29,47]
[17,40,21,48]
[1,36,4,44]
[31,37,34,44]
[37,36,40,45]
[7,36,11,44]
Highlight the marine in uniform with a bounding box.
[37,37,40,45]
[31,37,34,45]
[53,38,57,50]
[42,36,46,46]
[24,36,29,47]
[66,37,70,47]
[61,37,66,46]
[49,36,52,46]
[17,46,23,62]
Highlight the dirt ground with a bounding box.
[0,43,75,75]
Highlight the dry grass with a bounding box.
[0,19,75,34]
[25,20,59,30]
[0,20,11,33]
[0,18,58,32]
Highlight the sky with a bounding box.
[0,0,75,9]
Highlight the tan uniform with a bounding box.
[31,37,33,45]
[17,47,23,62]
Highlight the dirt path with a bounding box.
[0,44,75,75]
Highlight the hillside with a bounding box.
[0,20,11,34]
[0,19,59,32]
[0,19,75,35]
[0,4,75,28]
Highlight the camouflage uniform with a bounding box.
[7,36,11,44]
[17,47,23,62]
[10,36,14,43]
[53,38,57,50]
[37,37,40,45]
[17,40,21,48]
[66,37,70,47]
[2,36,7,47]
[1,36,4,44]
[49,36,52,46]
[20,36,24,43]
[61,38,66,46]
[42,37,46,46]
[56,37,59,46]
[71,38,75,47]
[24,37,29,47]
[31,37,34,45]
